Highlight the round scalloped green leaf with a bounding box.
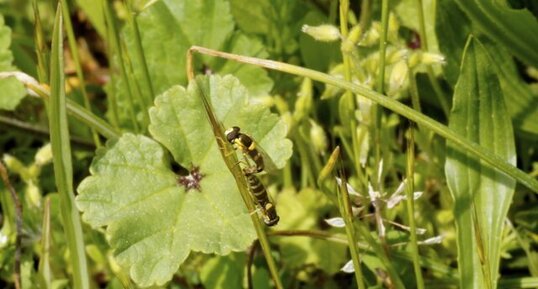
[76,132,255,286]
[77,74,291,287]
[0,77,26,110]
[149,74,292,171]
[0,15,26,111]
[111,0,274,129]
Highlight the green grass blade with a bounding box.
[60,0,101,147]
[445,36,516,289]
[102,0,141,132]
[32,0,49,84]
[335,168,366,289]
[405,127,424,289]
[124,0,155,104]
[37,197,52,289]
[23,80,120,140]
[48,5,90,289]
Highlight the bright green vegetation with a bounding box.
[0,0,538,288]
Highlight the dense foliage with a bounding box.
[0,0,537,288]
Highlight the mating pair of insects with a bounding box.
[225,126,280,227]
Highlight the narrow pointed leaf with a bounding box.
[48,5,89,289]
[445,37,516,289]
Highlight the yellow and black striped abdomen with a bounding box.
[245,173,279,226]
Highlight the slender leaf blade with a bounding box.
[445,37,516,289]
[48,5,89,289]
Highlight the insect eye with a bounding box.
[225,127,240,143]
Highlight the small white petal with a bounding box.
[413,191,423,200]
[341,260,355,273]
[419,235,444,245]
[387,195,405,209]
[415,228,427,235]
[325,217,346,228]
[393,179,407,196]
[335,177,361,196]
[0,233,7,247]
[367,183,380,201]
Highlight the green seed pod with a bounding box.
[318,146,341,184]
[34,143,52,167]
[26,181,42,208]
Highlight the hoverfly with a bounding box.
[244,170,279,226]
[224,126,276,175]
[225,126,279,226]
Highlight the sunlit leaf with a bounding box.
[111,0,273,129]
[77,75,291,286]
[200,253,245,289]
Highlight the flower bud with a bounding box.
[2,154,24,176]
[26,181,42,208]
[293,78,313,122]
[341,25,362,53]
[387,48,409,64]
[35,143,52,167]
[388,60,409,95]
[359,23,380,47]
[301,24,340,42]
[309,119,327,156]
[421,52,446,65]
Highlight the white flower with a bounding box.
[325,217,346,228]
[341,259,356,273]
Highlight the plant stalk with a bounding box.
[405,126,424,289]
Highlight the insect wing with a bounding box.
[254,140,278,174]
